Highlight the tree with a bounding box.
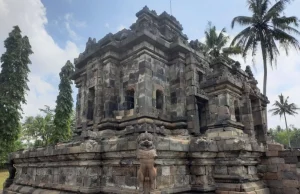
[0,26,33,161]
[70,109,76,133]
[203,22,241,58]
[51,60,74,144]
[269,94,299,147]
[22,105,54,147]
[231,0,300,96]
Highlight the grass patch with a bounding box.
[0,169,9,190]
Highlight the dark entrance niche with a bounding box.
[251,98,264,143]
[156,90,163,110]
[197,71,203,83]
[87,87,95,121]
[125,89,135,110]
[196,97,208,134]
[234,100,241,122]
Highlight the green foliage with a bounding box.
[269,94,299,147]
[51,60,74,144]
[0,26,33,163]
[0,125,25,168]
[269,125,300,148]
[269,94,299,118]
[231,0,300,95]
[203,22,241,58]
[70,109,76,133]
[22,105,55,147]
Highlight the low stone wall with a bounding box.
[3,134,192,194]
[258,143,300,194]
[189,129,270,194]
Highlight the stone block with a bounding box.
[266,151,278,157]
[267,157,285,164]
[266,180,283,188]
[190,166,206,175]
[174,174,189,187]
[248,166,257,175]
[215,191,229,194]
[190,138,218,152]
[269,188,283,194]
[223,139,252,151]
[170,165,187,175]
[156,137,170,150]
[254,188,270,194]
[162,166,171,176]
[257,165,267,173]
[267,165,278,173]
[206,166,213,175]
[169,139,188,151]
[156,176,170,189]
[190,175,211,186]
[216,182,242,191]
[263,172,279,180]
[284,156,299,164]
[282,180,299,188]
[282,171,298,180]
[127,141,136,150]
[282,188,299,194]
[228,166,247,176]
[215,166,228,175]
[267,143,284,151]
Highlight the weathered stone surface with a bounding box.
[3,6,275,194]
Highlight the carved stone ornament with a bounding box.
[136,131,157,193]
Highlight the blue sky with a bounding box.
[42,0,250,49]
[0,0,300,128]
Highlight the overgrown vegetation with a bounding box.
[269,94,299,147]
[202,22,241,58]
[0,26,33,167]
[51,60,75,144]
[269,125,300,148]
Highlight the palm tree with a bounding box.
[231,0,300,96]
[269,94,299,147]
[203,22,241,58]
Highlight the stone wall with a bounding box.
[258,143,300,194]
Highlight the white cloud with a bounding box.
[0,0,80,118]
[65,22,80,41]
[105,23,110,28]
[64,13,86,28]
[64,13,86,41]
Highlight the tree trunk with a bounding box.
[261,41,267,96]
[284,112,291,148]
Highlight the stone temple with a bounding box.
[4,6,300,194]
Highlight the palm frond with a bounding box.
[264,0,292,21]
[270,94,299,118]
[261,0,270,16]
[231,16,253,28]
[274,24,300,36]
[272,28,300,54]
[264,31,279,67]
[216,28,229,49]
[273,16,299,28]
[222,46,242,55]
[231,27,252,46]
[247,0,260,17]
